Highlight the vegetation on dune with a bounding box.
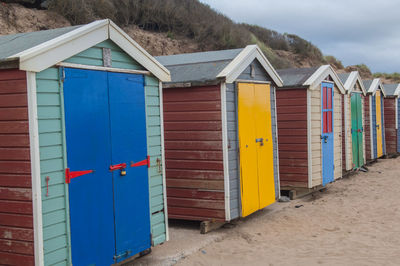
[324,55,344,69]
[47,0,341,69]
[373,72,400,83]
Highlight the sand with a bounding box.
[127,157,400,266]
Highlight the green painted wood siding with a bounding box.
[36,67,71,265]
[36,40,166,265]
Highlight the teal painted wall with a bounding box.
[36,40,166,265]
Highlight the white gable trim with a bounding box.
[394,84,400,96]
[217,45,283,86]
[343,71,367,96]
[303,65,346,94]
[10,19,171,81]
[367,78,386,97]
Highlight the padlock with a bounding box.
[120,169,126,176]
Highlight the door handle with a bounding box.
[376,124,380,129]
[321,135,328,143]
[109,163,127,176]
[255,138,264,146]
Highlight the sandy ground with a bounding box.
[125,157,400,266]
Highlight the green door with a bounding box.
[351,93,364,168]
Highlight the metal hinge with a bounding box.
[113,250,132,262]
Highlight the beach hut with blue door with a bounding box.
[383,83,400,155]
[363,79,387,161]
[338,72,367,172]
[0,20,170,265]
[276,66,345,196]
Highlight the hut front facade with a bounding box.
[363,79,387,161]
[338,72,367,171]
[383,84,400,155]
[276,66,345,190]
[0,20,170,265]
[156,45,283,222]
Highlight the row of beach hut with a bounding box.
[0,20,399,265]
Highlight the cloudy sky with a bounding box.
[199,0,400,73]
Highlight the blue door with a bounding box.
[398,98,400,153]
[64,69,115,266]
[108,72,151,262]
[64,68,150,265]
[321,82,334,185]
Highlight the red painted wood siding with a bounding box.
[163,85,225,221]
[0,69,34,265]
[384,98,397,155]
[276,88,308,188]
[364,96,371,160]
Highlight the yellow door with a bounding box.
[376,91,383,157]
[238,83,275,217]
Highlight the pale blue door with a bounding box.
[321,82,334,186]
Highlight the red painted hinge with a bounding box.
[65,168,94,184]
[131,156,150,168]
[109,163,127,171]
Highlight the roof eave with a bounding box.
[216,45,283,86]
[0,57,19,70]
[303,65,346,94]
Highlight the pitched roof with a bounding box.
[277,67,319,87]
[383,84,400,96]
[0,25,80,61]
[277,65,345,93]
[156,45,283,86]
[156,49,241,84]
[363,79,386,96]
[0,19,170,81]
[337,71,367,95]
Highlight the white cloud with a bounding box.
[200,0,400,72]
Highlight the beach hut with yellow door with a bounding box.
[156,45,282,228]
[363,79,387,161]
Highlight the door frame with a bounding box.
[321,82,335,186]
[62,66,153,264]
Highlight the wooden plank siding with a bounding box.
[0,69,35,265]
[163,85,225,221]
[384,97,397,155]
[364,96,372,160]
[276,88,308,187]
[310,84,342,187]
[34,40,167,265]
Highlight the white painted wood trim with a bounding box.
[394,85,400,97]
[307,89,313,188]
[369,95,374,159]
[17,22,109,72]
[158,81,169,241]
[10,19,171,82]
[344,94,349,170]
[109,21,170,82]
[235,79,270,84]
[396,97,399,130]
[304,65,346,94]
[217,45,283,86]
[221,82,231,221]
[27,72,44,266]
[56,62,151,75]
[343,71,367,96]
[273,86,281,195]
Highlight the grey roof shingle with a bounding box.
[338,73,351,84]
[363,80,373,90]
[155,48,243,83]
[276,67,319,87]
[383,84,399,96]
[0,25,81,61]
